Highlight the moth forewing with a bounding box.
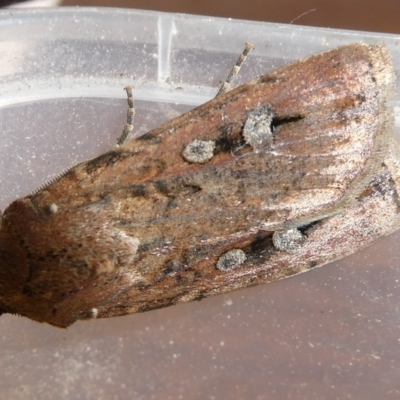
[0,43,397,327]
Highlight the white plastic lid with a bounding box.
[1,7,400,399]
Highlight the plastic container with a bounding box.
[1,7,400,400]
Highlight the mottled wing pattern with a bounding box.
[0,44,396,326]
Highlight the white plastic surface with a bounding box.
[1,7,400,400]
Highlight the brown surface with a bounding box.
[61,0,400,34]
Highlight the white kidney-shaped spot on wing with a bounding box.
[272,228,305,252]
[216,249,247,271]
[243,104,275,150]
[182,139,215,163]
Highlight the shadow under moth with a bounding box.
[0,43,399,327]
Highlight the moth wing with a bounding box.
[45,43,394,238]
[1,44,395,326]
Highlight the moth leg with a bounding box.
[215,42,254,97]
[116,86,135,146]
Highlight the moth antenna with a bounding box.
[215,42,254,97]
[116,85,135,146]
[117,44,252,147]
[28,164,78,195]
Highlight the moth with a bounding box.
[0,43,399,328]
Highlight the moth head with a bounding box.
[0,199,53,324]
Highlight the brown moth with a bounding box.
[0,43,399,327]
